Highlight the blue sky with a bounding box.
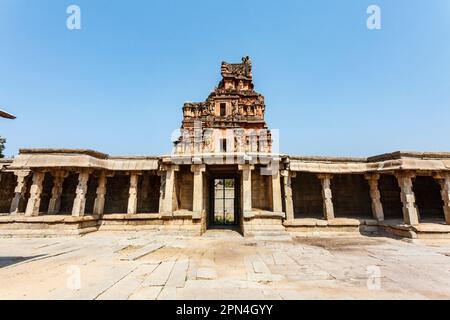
[1,0,449,157]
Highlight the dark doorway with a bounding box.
[209,175,240,228]
[379,174,403,220]
[292,173,323,218]
[331,174,372,218]
[413,176,444,221]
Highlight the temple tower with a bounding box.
[174,56,272,155]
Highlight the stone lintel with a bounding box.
[190,164,206,173]
[238,164,255,171]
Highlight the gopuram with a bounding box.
[1,57,450,239]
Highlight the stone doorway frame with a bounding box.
[208,173,241,229]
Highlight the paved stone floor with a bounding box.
[0,230,450,300]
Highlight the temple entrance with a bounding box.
[209,176,240,228]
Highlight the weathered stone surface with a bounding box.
[396,172,420,225]
[0,232,449,299]
[317,174,334,220]
[25,172,45,217]
[365,174,384,221]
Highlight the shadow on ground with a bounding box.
[0,255,45,268]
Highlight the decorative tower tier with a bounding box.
[175,56,273,155]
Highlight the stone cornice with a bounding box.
[9,150,159,171]
[4,149,450,174]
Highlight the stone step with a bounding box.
[202,229,243,238]
[244,229,292,241]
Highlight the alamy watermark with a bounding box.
[367,5,381,30]
[66,5,81,30]
[366,265,382,290]
[169,121,281,176]
[66,265,81,290]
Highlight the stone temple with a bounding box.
[1,57,450,239]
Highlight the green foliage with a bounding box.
[214,213,235,225]
[0,136,5,158]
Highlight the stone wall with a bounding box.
[251,168,272,211]
[331,174,372,218]
[175,168,193,211]
[292,173,323,218]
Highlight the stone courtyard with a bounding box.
[1,231,449,300]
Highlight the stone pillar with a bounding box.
[127,173,139,214]
[239,164,254,218]
[25,171,45,217]
[271,169,283,215]
[93,171,108,215]
[72,169,90,217]
[159,165,179,216]
[281,170,295,220]
[317,174,334,220]
[396,172,419,225]
[364,173,384,221]
[435,173,450,225]
[47,171,68,214]
[191,164,206,220]
[10,170,30,215]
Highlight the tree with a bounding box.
[0,136,5,158]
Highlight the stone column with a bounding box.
[271,169,283,215]
[239,164,254,218]
[47,171,68,214]
[127,173,139,214]
[364,173,384,221]
[435,173,450,225]
[25,171,45,217]
[72,169,90,217]
[281,170,295,220]
[396,172,419,225]
[159,165,179,216]
[93,171,108,215]
[191,164,206,220]
[10,170,30,215]
[317,174,334,220]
